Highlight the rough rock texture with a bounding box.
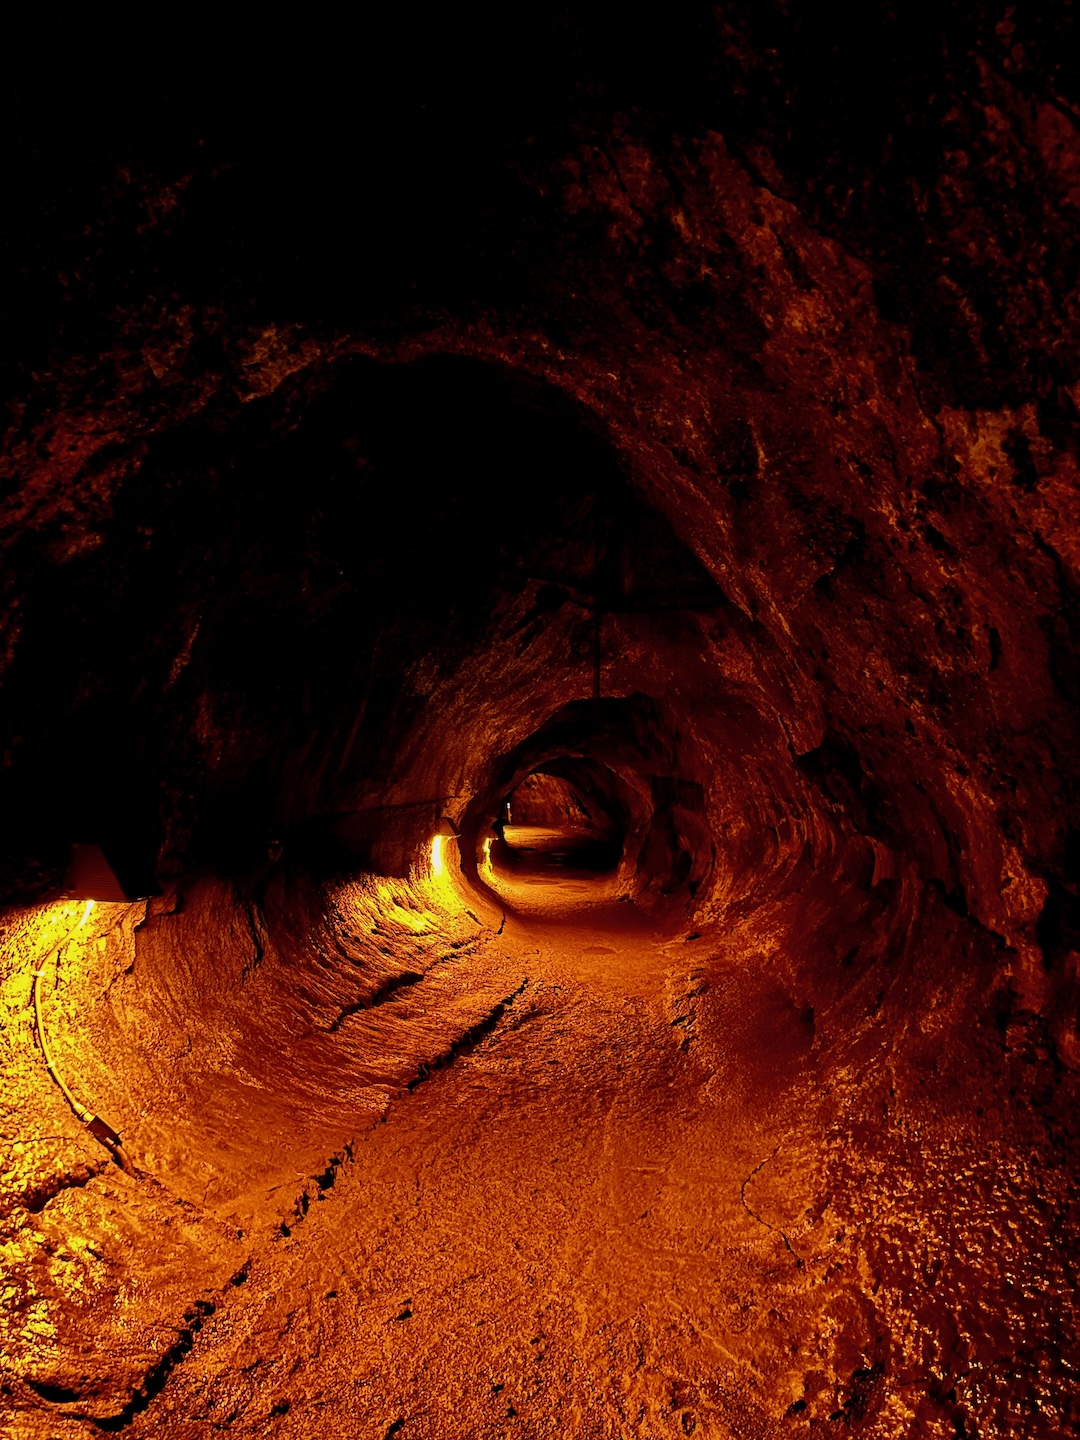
[1,9,1078,1437]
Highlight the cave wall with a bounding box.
[2,14,1077,1002]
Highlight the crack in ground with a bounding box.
[20,961,529,1422]
[322,970,425,1034]
[15,1178,258,1428]
[739,1142,802,1265]
[239,903,266,985]
[277,1143,357,1237]
[281,976,530,1234]
[18,1157,109,1214]
[406,975,529,1093]
[87,1299,216,1432]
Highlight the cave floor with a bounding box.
[123,890,819,1440]
[6,874,1075,1439]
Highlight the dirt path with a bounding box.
[6,872,1073,1439]
[133,900,808,1440]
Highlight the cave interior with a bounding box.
[1,11,1079,1439]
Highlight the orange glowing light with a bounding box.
[431,833,445,877]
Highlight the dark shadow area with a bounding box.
[0,355,725,900]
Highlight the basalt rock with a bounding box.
[1,11,1078,1438]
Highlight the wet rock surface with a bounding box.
[1,9,1079,1437]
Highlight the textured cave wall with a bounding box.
[1,12,1077,957]
[0,8,1079,1437]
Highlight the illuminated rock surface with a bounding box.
[1,12,1078,1437]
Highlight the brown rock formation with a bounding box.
[1,11,1078,1437]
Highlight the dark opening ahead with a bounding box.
[490,760,625,877]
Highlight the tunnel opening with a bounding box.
[493,760,624,877]
[459,694,715,926]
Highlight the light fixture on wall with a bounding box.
[430,817,459,878]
